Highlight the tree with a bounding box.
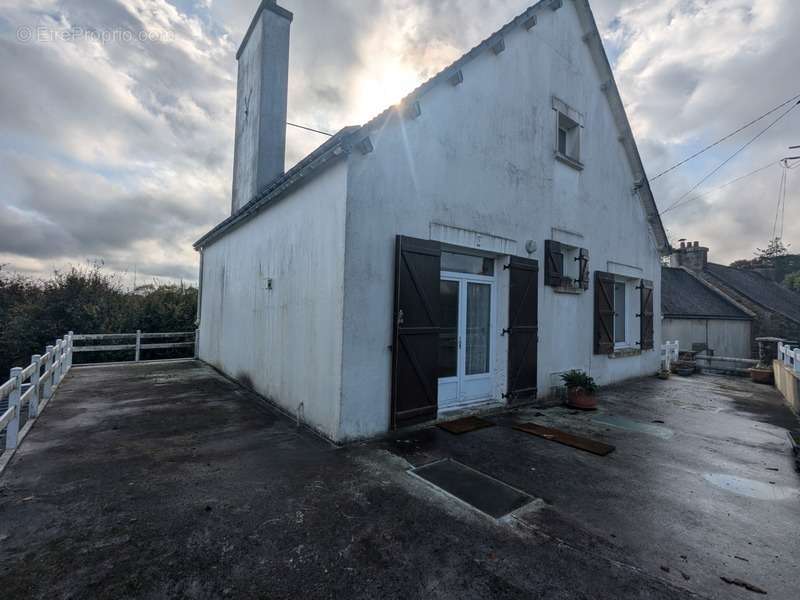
[785,271,800,293]
[754,238,790,261]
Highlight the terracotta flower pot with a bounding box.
[566,386,597,410]
[749,367,774,385]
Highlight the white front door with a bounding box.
[438,271,495,413]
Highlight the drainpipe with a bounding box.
[196,249,204,328]
[195,249,204,359]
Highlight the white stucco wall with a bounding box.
[337,2,663,441]
[663,319,752,359]
[198,163,348,440]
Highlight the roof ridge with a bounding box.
[353,2,546,136]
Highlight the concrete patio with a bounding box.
[0,361,798,599]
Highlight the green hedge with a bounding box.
[0,265,197,376]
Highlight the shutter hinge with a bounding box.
[502,328,511,336]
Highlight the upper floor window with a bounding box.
[557,112,580,161]
[552,96,584,170]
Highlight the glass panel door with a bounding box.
[438,270,495,412]
[465,282,491,375]
[439,280,459,378]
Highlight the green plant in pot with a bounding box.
[561,370,598,410]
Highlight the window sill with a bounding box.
[609,347,642,359]
[552,285,584,295]
[555,152,584,171]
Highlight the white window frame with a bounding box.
[612,277,637,350]
[552,96,585,170]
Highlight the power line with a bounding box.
[651,92,800,181]
[659,100,800,215]
[287,121,334,137]
[659,159,780,216]
[772,166,787,240]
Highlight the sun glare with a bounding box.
[351,63,424,123]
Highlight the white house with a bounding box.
[194,0,670,442]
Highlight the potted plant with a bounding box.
[561,370,598,410]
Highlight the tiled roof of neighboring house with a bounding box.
[195,0,669,252]
[704,263,800,325]
[662,267,752,320]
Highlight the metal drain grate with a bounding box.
[411,459,533,518]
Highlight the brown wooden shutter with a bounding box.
[638,279,654,351]
[505,256,539,403]
[594,271,615,355]
[391,236,441,429]
[544,240,564,287]
[578,248,590,290]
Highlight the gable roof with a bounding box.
[661,267,752,320]
[704,263,800,325]
[196,0,669,252]
[194,126,359,249]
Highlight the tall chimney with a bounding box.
[670,239,709,272]
[231,1,293,214]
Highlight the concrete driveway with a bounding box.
[0,361,798,599]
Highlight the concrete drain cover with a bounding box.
[411,459,533,518]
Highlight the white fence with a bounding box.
[661,340,679,371]
[72,330,198,361]
[1,330,198,465]
[1,332,73,454]
[778,342,800,376]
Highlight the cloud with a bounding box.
[0,0,798,285]
[602,0,800,262]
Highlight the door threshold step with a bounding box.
[438,416,495,435]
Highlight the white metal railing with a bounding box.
[778,342,800,376]
[661,340,679,371]
[1,332,73,453]
[71,330,198,362]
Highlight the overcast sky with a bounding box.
[1,0,798,285]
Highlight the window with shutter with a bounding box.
[546,240,589,293]
[544,240,564,287]
[638,279,654,351]
[578,248,590,290]
[594,271,615,354]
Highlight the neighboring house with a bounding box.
[194,0,670,442]
[661,266,754,358]
[671,242,800,357]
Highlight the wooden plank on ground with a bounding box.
[513,422,615,456]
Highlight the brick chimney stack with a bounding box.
[670,240,709,272]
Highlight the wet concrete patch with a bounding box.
[703,473,798,500]
[592,416,675,440]
[411,458,533,518]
